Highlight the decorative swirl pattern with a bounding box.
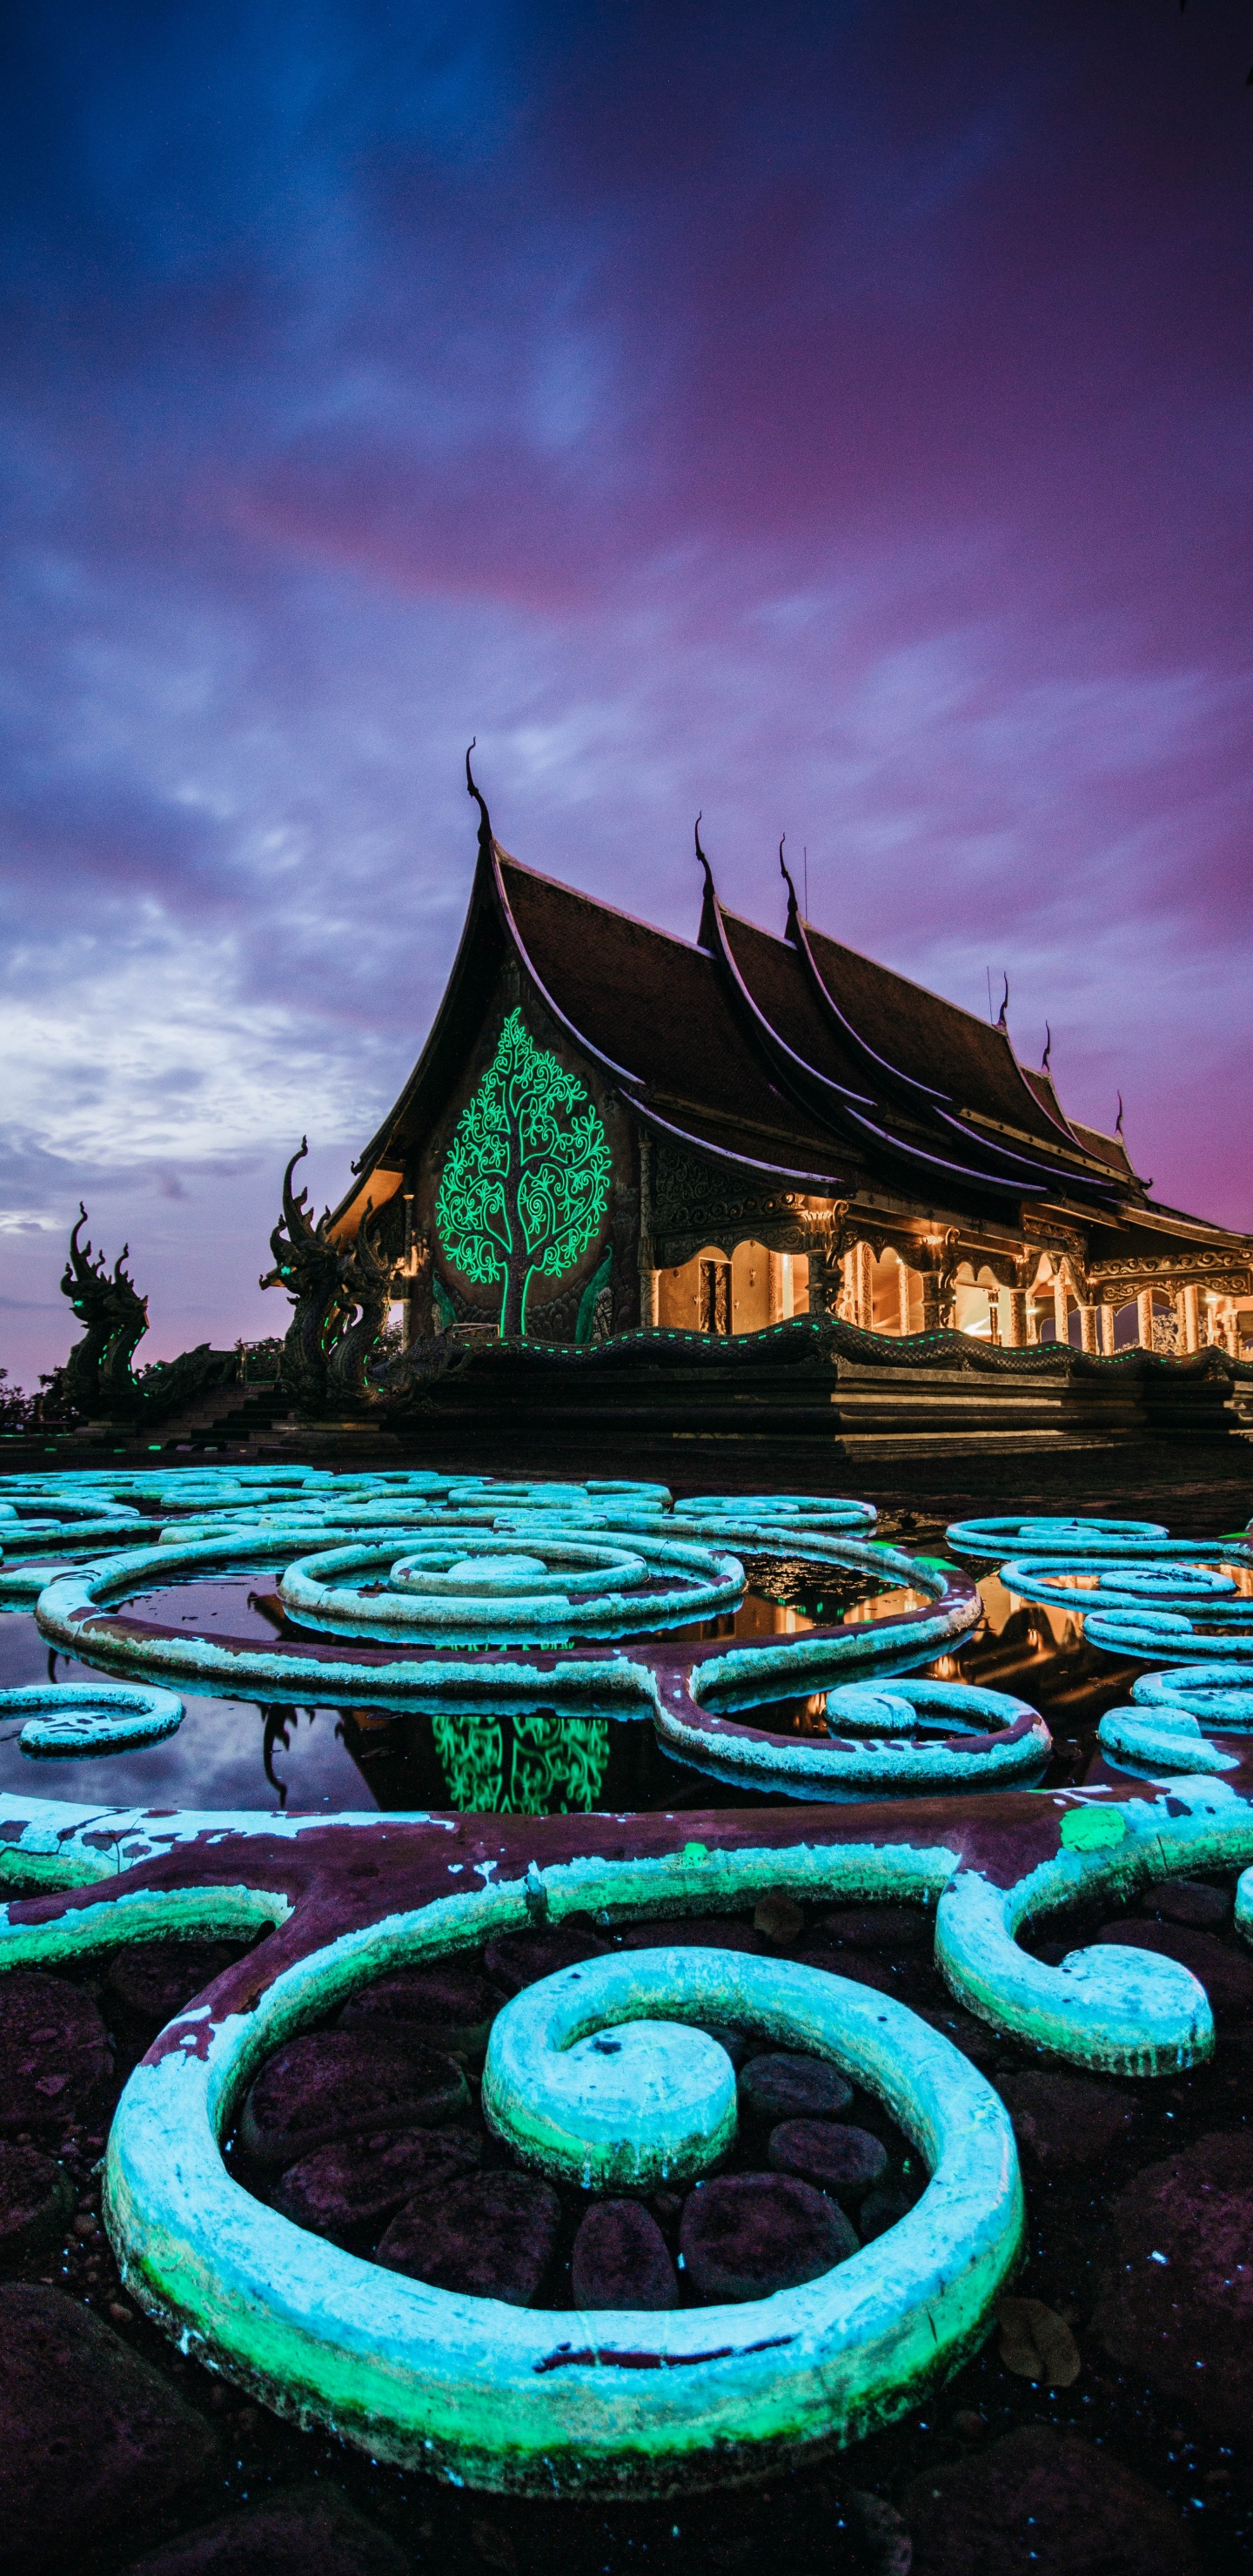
[680,1495,877,1533]
[656,1676,1049,1799]
[98,1905,1022,2495]
[0,1680,184,1756]
[946,1513,1172,1560]
[1131,1666,1253,1725]
[278,1528,745,1646]
[1096,1705,1237,1776]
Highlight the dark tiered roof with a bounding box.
[342,781,1244,1269]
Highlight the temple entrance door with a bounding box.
[699,1257,732,1333]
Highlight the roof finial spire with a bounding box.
[1116,1090,1125,1137]
[996,972,1009,1030]
[779,832,802,923]
[1042,1023,1052,1072]
[694,812,720,949]
[465,738,492,855]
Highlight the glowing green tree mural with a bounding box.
[436,1010,612,1336]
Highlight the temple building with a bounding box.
[332,767,1253,1358]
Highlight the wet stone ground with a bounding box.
[0,1882,1250,2574]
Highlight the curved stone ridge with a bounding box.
[97,1901,1023,2496]
[1096,1705,1238,1776]
[0,1680,184,1758]
[947,1513,1196,1561]
[278,1527,745,1646]
[656,1675,1049,1799]
[30,1513,975,1732]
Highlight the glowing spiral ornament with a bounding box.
[1096,1704,1237,1776]
[0,1680,184,1757]
[100,1915,1023,2496]
[278,1527,745,1646]
[1131,1665,1253,1724]
[946,1513,1220,1562]
[655,1678,1049,1799]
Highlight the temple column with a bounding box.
[1077,1302,1100,1354]
[921,1274,943,1333]
[1003,1288,1028,1347]
[767,1252,786,1324]
[1180,1283,1200,1352]
[854,1241,874,1332]
[1052,1272,1070,1347]
[1136,1290,1156,1350]
[897,1261,915,1335]
[1099,1303,1116,1355]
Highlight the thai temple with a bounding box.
[332,766,1252,1358]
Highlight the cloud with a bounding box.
[2,0,1251,1382]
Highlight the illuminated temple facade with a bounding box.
[334,779,1253,1357]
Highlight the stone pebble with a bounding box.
[610,1915,767,1955]
[738,2052,854,2123]
[0,2140,73,2260]
[857,2183,916,2243]
[105,1942,245,2028]
[1092,2129,1253,2445]
[999,2070,1136,2173]
[903,2423,1197,2576]
[377,2170,561,2304]
[570,2198,679,2311]
[482,1927,607,1994]
[239,2032,469,2169]
[819,1904,932,1953]
[0,1971,112,2134]
[339,1960,499,2054]
[0,2284,220,2573]
[119,2484,411,2575]
[768,2120,888,2202]
[1094,1921,1253,2024]
[1145,1876,1232,1933]
[679,2172,856,2303]
[272,2123,482,2247]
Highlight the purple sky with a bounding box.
[3,2,1251,1384]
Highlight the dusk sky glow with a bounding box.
[3,2,1252,1382]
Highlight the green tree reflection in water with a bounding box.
[431,1707,610,1815]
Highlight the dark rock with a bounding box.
[570,2199,679,2310]
[753,1892,804,1943]
[120,2485,411,2575]
[0,1972,112,2133]
[819,1904,931,1952]
[0,2141,73,2259]
[698,2024,754,2070]
[0,2284,220,2574]
[903,2424,1196,2576]
[612,1915,765,1955]
[239,2033,468,2169]
[1093,2130,1253,2443]
[915,2005,1002,2070]
[339,1961,499,2055]
[1094,1922,1253,2023]
[795,1949,941,2013]
[377,2170,561,2304]
[768,2120,888,2201]
[106,1942,244,2028]
[680,2172,856,2303]
[271,2124,482,2245]
[1000,2070,1136,2172]
[482,1928,607,1994]
[1145,1877,1232,1933]
[738,2052,854,2123]
[857,2184,915,2242]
